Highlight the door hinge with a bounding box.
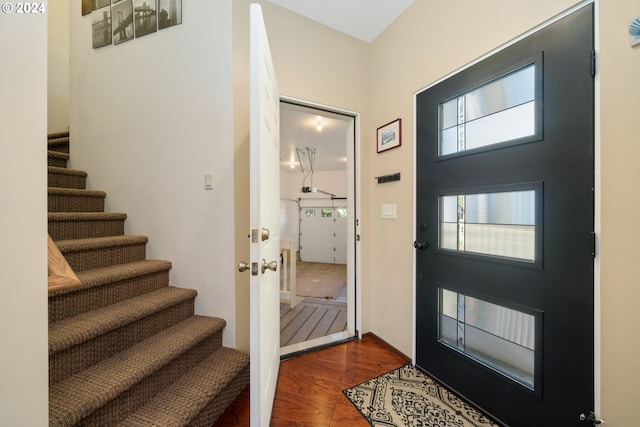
[590,232,596,257]
[590,48,597,77]
[580,411,602,425]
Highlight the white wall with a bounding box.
[280,169,348,250]
[48,0,69,132]
[598,1,640,425]
[0,4,49,425]
[69,1,237,346]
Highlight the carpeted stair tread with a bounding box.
[56,235,148,252]
[49,286,198,355]
[49,212,127,222]
[49,315,226,427]
[48,166,88,189]
[48,150,70,167]
[53,259,171,296]
[48,187,106,198]
[118,347,250,427]
[48,136,70,144]
[48,260,173,323]
[49,131,70,139]
[56,235,149,272]
[48,166,87,177]
[48,212,128,240]
[48,136,70,153]
[48,187,107,213]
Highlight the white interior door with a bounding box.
[249,4,280,426]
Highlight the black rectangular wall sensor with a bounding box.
[375,173,401,184]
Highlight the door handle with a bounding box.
[261,259,278,274]
[237,261,250,272]
[414,241,429,250]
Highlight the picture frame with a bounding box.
[158,0,182,30]
[83,0,111,16]
[112,0,134,45]
[377,118,402,153]
[91,5,112,49]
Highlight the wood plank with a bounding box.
[307,308,339,341]
[279,303,306,330]
[48,234,81,293]
[327,304,348,335]
[287,306,327,345]
[280,305,316,346]
[279,303,290,317]
[280,298,347,347]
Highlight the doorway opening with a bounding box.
[278,99,358,357]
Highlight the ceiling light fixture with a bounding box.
[315,117,323,132]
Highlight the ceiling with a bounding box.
[272,1,415,172]
[266,0,415,43]
[280,103,350,172]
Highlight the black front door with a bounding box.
[415,5,594,426]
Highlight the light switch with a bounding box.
[204,172,214,190]
[381,204,397,219]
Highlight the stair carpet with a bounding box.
[47,132,249,426]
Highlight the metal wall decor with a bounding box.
[630,16,640,47]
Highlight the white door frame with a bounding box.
[279,95,362,354]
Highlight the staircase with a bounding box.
[47,131,249,426]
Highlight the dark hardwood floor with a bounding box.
[212,334,409,426]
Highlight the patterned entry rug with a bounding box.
[344,364,500,427]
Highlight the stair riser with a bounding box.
[49,219,125,240]
[187,366,250,427]
[48,144,69,154]
[80,333,222,426]
[48,138,70,153]
[50,299,199,385]
[49,269,170,323]
[48,157,68,168]
[49,194,105,213]
[63,244,146,272]
[48,131,70,140]
[48,172,86,189]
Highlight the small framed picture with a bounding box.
[91,5,112,49]
[377,118,402,153]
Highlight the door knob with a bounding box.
[261,259,278,274]
[414,241,429,250]
[237,261,249,272]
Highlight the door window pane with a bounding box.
[439,64,537,156]
[439,190,536,262]
[438,288,536,389]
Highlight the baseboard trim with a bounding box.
[363,332,411,364]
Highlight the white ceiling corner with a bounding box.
[266,0,414,43]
